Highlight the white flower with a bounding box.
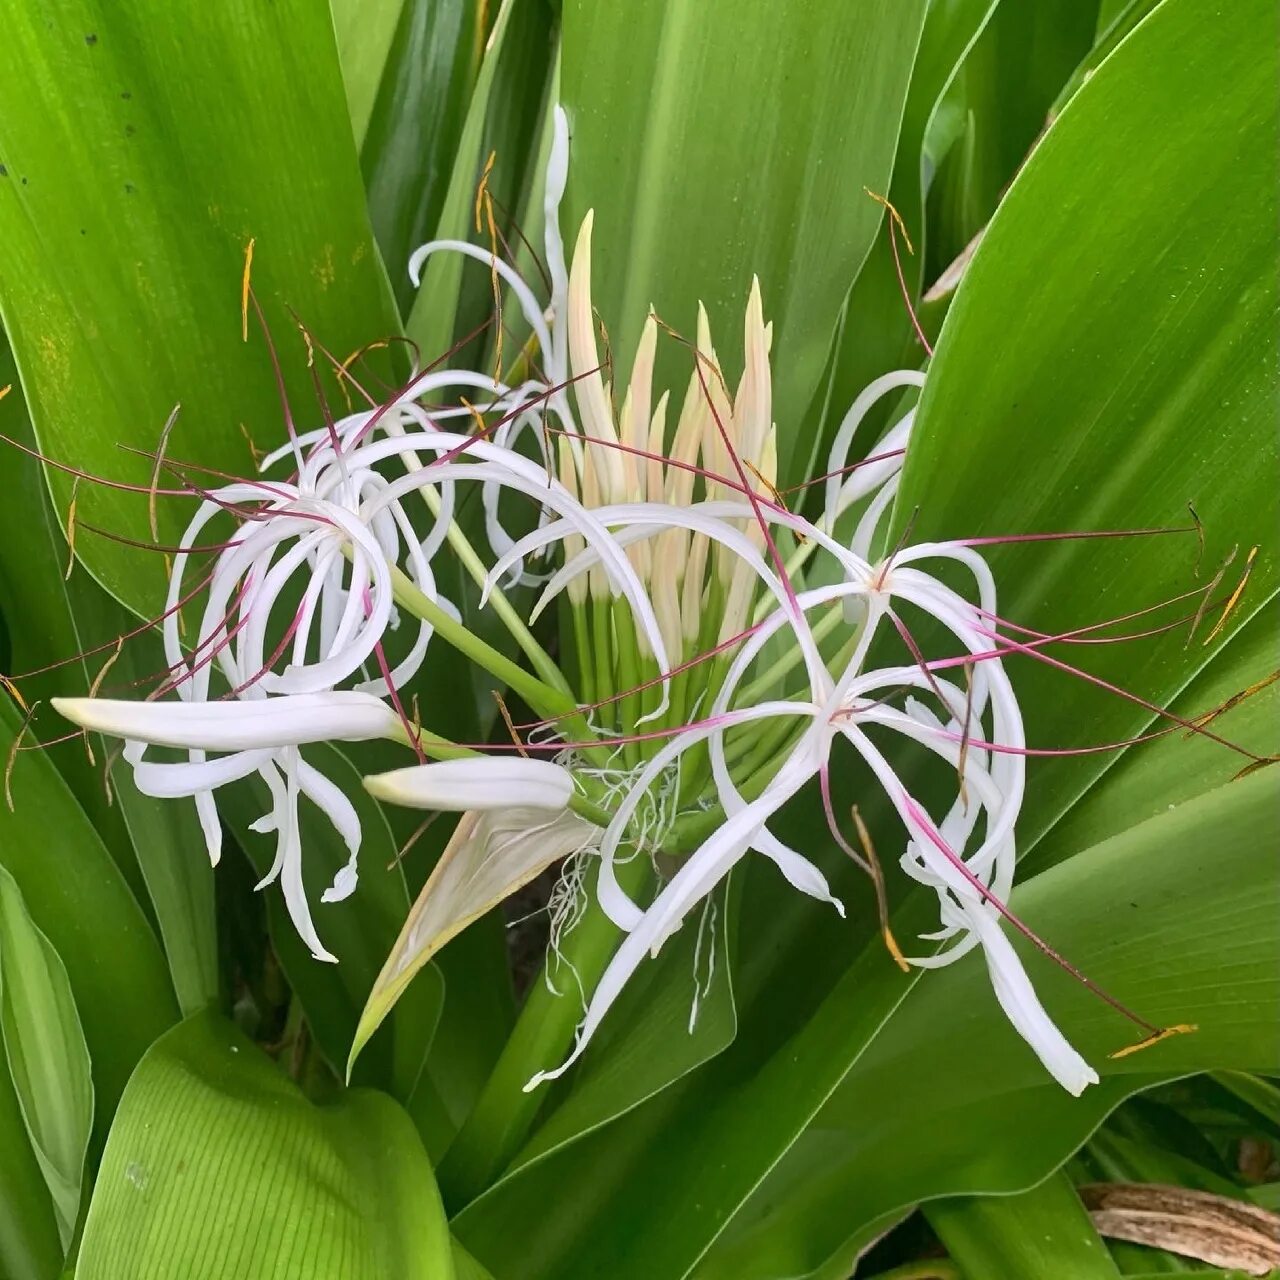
[525,533,1097,1096]
[54,692,404,962]
[364,757,575,812]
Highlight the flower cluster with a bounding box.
[54,106,1105,1095]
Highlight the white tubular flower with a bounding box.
[364,758,575,813]
[54,692,404,963]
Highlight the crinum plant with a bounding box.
[0,1,1276,1279]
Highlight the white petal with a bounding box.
[364,757,574,812]
[53,692,400,753]
[966,906,1099,1095]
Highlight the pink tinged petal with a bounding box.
[733,276,772,470]
[364,758,575,813]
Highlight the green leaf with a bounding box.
[895,0,1279,848]
[0,698,176,1142]
[559,0,929,465]
[77,1010,455,1280]
[0,1055,61,1280]
[925,1172,1122,1279]
[360,0,490,312]
[0,345,217,1016]
[454,768,1280,1279]
[922,0,1100,281]
[510,880,736,1173]
[0,0,402,618]
[1042,598,1278,867]
[405,0,524,358]
[0,867,93,1249]
[220,745,442,1098]
[800,0,1000,483]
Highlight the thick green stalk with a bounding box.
[380,419,570,698]
[437,853,653,1208]
[389,565,571,726]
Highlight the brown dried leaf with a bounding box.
[1080,1182,1280,1275]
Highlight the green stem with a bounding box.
[437,852,653,1207]
[389,564,588,742]
[381,421,569,698]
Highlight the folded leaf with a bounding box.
[0,866,92,1249]
[351,805,596,1077]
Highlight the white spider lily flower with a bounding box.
[527,535,1096,1096]
[53,691,405,963]
[364,757,575,813]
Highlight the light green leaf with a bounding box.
[0,867,93,1249]
[925,1172,1122,1280]
[331,0,412,146]
[0,0,402,618]
[77,1010,455,1280]
[559,0,928,464]
[0,1055,61,1280]
[0,698,176,1141]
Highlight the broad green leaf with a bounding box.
[359,0,490,311]
[0,346,218,1015]
[0,1056,61,1280]
[925,1172,1122,1279]
[895,0,1279,849]
[0,0,402,618]
[0,698,175,1142]
[350,805,593,1077]
[454,768,1280,1279]
[0,866,92,1249]
[220,745,443,1099]
[1042,598,1278,867]
[77,1010,455,1280]
[559,0,928,465]
[800,0,1000,484]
